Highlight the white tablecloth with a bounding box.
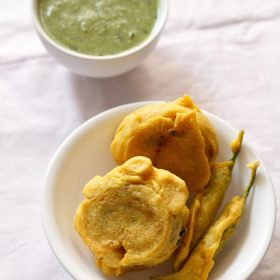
[0,0,279,279]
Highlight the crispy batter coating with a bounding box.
[152,196,244,280]
[173,192,202,271]
[111,96,219,192]
[173,131,244,271]
[152,161,260,280]
[74,156,189,276]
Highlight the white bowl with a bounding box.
[42,102,276,280]
[32,0,168,78]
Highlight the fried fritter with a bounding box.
[111,96,219,192]
[74,156,189,276]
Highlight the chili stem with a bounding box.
[230,130,244,163]
[243,160,260,199]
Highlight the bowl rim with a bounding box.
[41,101,276,280]
[31,0,169,60]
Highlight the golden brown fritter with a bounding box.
[111,96,219,192]
[74,156,189,276]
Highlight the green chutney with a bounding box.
[39,0,158,56]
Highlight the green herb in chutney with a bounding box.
[39,0,158,56]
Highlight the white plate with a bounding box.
[42,102,276,280]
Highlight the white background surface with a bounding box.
[0,0,279,279]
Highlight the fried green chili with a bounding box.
[174,131,244,271]
[152,160,260,280]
